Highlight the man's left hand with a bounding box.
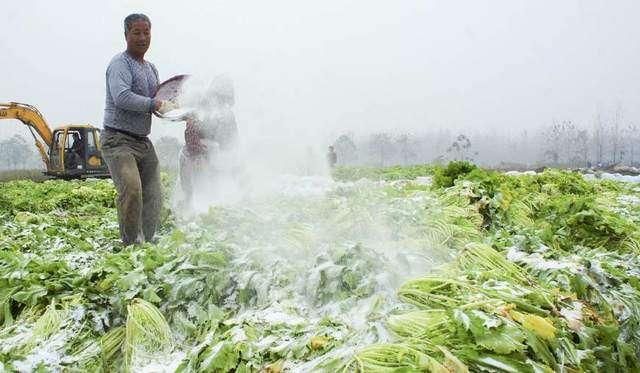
[158,100,178,114]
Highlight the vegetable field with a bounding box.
[1,163,640,372]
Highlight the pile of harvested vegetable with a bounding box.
[1,162,639,372]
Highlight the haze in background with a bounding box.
[2,0,639,153]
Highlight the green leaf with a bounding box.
[474,324,527,354]
[525,331,557,368]
[455,310,526,354]
[116,270,146,291]
[462,351,532,373]
[142,288,162,303]
[200,341,239,372]
[11,285,47,305]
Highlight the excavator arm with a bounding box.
[0,102,53,166]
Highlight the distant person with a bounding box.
[179,75,239,208]
[101,13,175,245]
[67,133,84,169]
[70,133,83,154]
[327,145,337,168]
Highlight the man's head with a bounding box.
[124,13,151,59]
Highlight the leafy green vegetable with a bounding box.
[1,165,639,371]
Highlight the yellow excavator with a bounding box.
[0,102,110,179]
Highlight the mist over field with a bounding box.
[2,1,640,171]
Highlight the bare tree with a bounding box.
[542,122,562,166]
[395,133,417,165]
[622,123,638,166]
[610,105,623,164]
[0,135,39,170]
[446,134,474,161]
[572,129,590,167]
[592,113,606,166]
[542,120,582,167]
[368,132,393,167]
[334,133,358,165]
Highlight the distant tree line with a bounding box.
[0,135,41,170]
[331,109,640,169]
[1,106,638,171]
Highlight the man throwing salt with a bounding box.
[101,13,174,245]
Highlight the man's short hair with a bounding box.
[124,13,151,35]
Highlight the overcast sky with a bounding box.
[2,0,639,143]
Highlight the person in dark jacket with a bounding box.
[66,132,84,169]
[327,145,338,168]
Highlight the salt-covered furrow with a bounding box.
[172,176,472,371]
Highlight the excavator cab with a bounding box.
[49,126,109,179]
[1,102,110,179]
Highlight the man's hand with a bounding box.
[157,100,179,114]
